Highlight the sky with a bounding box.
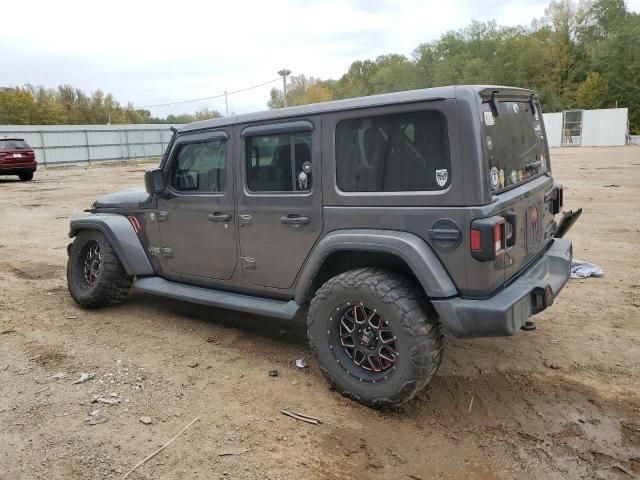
[2,0,639,118]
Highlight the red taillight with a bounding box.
[470,216,506,261]
[494,222,503,253]
[470,229,481,251]
[127,215,141,235]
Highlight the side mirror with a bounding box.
[144,168,166,195]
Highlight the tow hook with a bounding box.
[521,320,537,331]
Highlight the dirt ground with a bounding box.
[1,146,639,480]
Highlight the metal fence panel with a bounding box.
[542,112,563,147]
[581,108,628,146]
[0,124,183,165]
[543,108,628,147]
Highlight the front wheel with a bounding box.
[307,268,443,409]
[67,230,132,308]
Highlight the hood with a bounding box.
[94,188,151,209]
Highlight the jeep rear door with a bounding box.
[236,118,323,289]
[479,89,556,285]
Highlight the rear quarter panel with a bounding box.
[319,91,496,297]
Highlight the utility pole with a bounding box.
[277,69,291,108]
[224,91,229,116]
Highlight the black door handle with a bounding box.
[280,214,310,225]
[208,212,231,222]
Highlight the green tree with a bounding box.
[267,0,640,131]
[0,84,221,125]
[267,74,333,109]
[575,71,609,108]
[0,87,37,124]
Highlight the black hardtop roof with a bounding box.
[178,85,534,134]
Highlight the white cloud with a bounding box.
[1,0,638,117]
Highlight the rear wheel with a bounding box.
[67,230,132,308]
[307,268,443,409]
[19,172,33,181]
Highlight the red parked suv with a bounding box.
[0,138,37,181]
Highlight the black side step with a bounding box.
[134,276,301,320]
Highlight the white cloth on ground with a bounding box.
[570,259,603,279]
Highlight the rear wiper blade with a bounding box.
[529,94,537,116]
[488,91,500,116]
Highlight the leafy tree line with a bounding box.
[0,84,221,125]
[268,0,640,133]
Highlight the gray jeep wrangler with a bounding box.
[67,86,577,408]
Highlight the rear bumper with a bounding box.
[432,238,572,337]
[0,161,37,175]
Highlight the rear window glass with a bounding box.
[336,110,450,192]
[0,140,30,149]
[483,100,547,191]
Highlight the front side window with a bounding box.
[246,132,312,192]
[170,138,226,193]
[336,110,450,192]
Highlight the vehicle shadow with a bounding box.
[121,291,640,479]
[125,290,308,344]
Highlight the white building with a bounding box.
[542,108,628,147]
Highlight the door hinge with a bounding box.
[157,211,169,222]
[240,256,256,270]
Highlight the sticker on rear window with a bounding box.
[483,111,495,126]
[534,123,543,139]
[490,167,500,189]
[435,169,448,187]
[499,169,505,188]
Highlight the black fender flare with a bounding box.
[294,229,458,304]
[68,214,154,276]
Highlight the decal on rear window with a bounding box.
[490,167,500,189]
[435,169,448,187]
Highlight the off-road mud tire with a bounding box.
[67,230,132,308]
[307,268,443,409]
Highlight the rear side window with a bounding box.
[0,140,30,149]
[246,132,312,192]
[170,139,226,193]
[336,110,450,192]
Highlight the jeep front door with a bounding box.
[237,120,322,289]
[156,130,237,280]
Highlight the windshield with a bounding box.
[0,139,30,149]
[482,98,547,192]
